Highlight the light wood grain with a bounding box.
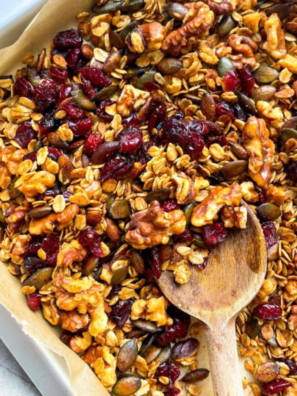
[158,202,267,395]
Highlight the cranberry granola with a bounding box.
[0,0,297,394]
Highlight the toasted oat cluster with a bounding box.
[1,0,297,394]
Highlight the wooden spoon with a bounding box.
[158,202,267,396]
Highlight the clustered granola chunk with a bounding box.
[1,0,297,394]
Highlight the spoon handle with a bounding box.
[204,317,244,396]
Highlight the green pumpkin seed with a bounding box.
[237,92,256,115]
[28,205,52,219]
[266,3,291,19]
[112,377,141,396]
[145,188,171,203]
[130,250,145,274]
[121,0,144,12]
[117,339,138,371]
[252,86,276,104]
[103,51,122,74]
[111,266,129,286]
[156,58,183,75]
[82,256,100,276]
[229,142,248,160]
[221,160,248,179]
[217,57,235,77]
[218,15,236,37]
[119,21,139,40]
[256,203,281,221]
[24,267,54,289]
[125,67,147,79]
[109,30,124,50]
[142,345,161,364]
[184,202,198,224]
[281,128,297,145]
[140,334,157,356]
[253,67,279,84]
[94,85,118,101]
[282,117,297,131]
[93,0,125,14]
[118,372,142,380]
[192,233,209,248]
[156,345,171,363]
[109,200,131,219]
[72,90,96,111]
[135,71,155,89]
[126,329,146,339]
[27,66,40,87]
[132,320,159,333]
[167,2,188,21]
[9,177,22,199]
[246,317,260,339]
[182,368,210,383]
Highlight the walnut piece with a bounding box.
[6,204,30,232]
[172,172,196,205]
[221,206,247,229]
[116,84,150,117]
[11,234,31,264]
[126,23,166,54]
[240,181,259,203]
[242,117,275,189]
[60,311,90,333]
[125,200,186,249]
[191,183,242,227]
[263,14,286,60]
[266,185,285,206]
[41,298,60,326]
[92,346,117,388]
[131,296,170,327]
[205,0,233,15]
[162,3,214,57]
[57,240,87,267]
[228,34,258,68]
[16,171,55,198]
[70,331,92,353]
[0,147,27,188]
[198,40,219,65]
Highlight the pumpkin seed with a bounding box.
[217,57,235,77]
[156,58,183,75]
[130,250,145,274]
[156,345,171,363]
[221,160,248,179]
[126,329,146,339]
[111,266,129,286]
[112,377,141,396]
[93,0,125,14]
[184,202,198,224]
[132,320,159,333]
[200,93,216,121]
[237,92,256,114]
[281,128,297,145]
[109,30,124,50]
[136,71,155,89]
[142,345,161,364]
[256,203,281,221]
[92,141,120,164]
[28,205,52,219]
[252,86,276,103]
[94,85,118,101]
[145,188,171,203]
[246,317,261,339]
[124,67,147,79]
[24,267,53,289]
[182,368,210,383]
[253,67,279,84]
[82,256,100,276]
[282,117,297,131]
[192,233,209,248]
[9,177,22,199]
[102,51,122,74]
[109,200,131,219]
[171,338,199,361]
[167,2,188,20]
[119,21,139,40]
[117,339,138,371]
[140,334,157,356]
[229,142,248,160]
[218,15,236,36]
[72,90,96,111]
[266,3,291,19]
[121,0,144,12]
[118,372,142,380]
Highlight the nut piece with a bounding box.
[125,200,186,249]
[263,14,286,60]
[228,34,258,67]
[191,183,242,227]
[16,171,55,198]
[266,185,285,206]
[131,297,170,327]
[60,311,90,333]
[105,218,120,241]
[116,84,150,117]
[242,117,275,189]
[221,206,247,229]
[57,240,87,267]
[162,3,214,57]
[205,0,233,15]
[126,23,166,54]
[172,172,196,205]
[11,234,31,264]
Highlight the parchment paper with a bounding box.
[0,1,253,394]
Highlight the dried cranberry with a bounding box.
[110,299,133,327]
[66,49,81,71]
[96,99,114,122]
[169,305,190,339]
[253,303,282,320]
[78,228,103,257]
[58,84,75,105]
[155,360,180,387]
[15,122,36,148]
[261,221,278,249]
[84,133,102,156]
[202,222,228,246]
[63,100,84,119]
[164,388,180,396]
[99,155,134,182]
[79,67,111,88]
[60,330,72,345]
[239,65,255,96]
[122,113,138,128]
[40,108,58,137]
[233,103,247,122]
[144,249,161,279]
[33,79,57,112]
[197,257,208,271]
[161,200,180,212]
[175,228,194,243]
[64,118,92,136]
[222,70,241,92]
[81,74,96,99]
[205,135,228,147]
[157,325,177,346]
[27,293,43,311]
[23,256,46,275]
[148,103,167,132]
[48,148,61,161]
[278,358,297,375]
[163,118,187,145]
[38,187,61,200]
[137,141,154,164]
[14,78,34,97]
[63,190,73,201]
[41,234,60,266]
[53,29,82,50]
[186,131,204,158]
[118,127,143,154]
[50,67,69,84]
[262,379,291,396]
[25,238,42,257]
[288,161,297,182]
[216,102,235,120]
[23,151,37,162]
[258,190,266,205]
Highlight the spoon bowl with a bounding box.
[158,201,267,396]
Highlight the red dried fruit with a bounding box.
[148,103,167,133]
[48,148,61,160]
[216,102,235,120]
[81,75,96,99]
[287,161,297,182]
[39,109,57,137]
[222,70,241,92]
[58,84,75,105]
[122,113,138,128]
[144,249,161,279]
[33,79,57,112]
[233,103,247,122]
[38,187,61,200]
[197,257,208,271]
[78,228,103,257]
[41,234,60,266]
[79,67,111,88]
[186,131,204,158]
[174,228,194,243]
[261,221,278,249]
[96,99,114,122]
[169,305,190,339]
[143,81,160,92]
[60,330,72,345]
[23,256,46,275]
[162,118,188,145]
[202,222,228,246]
[278,358,297,375]
[110,299,133,327]
[99,155,134,182]
[84,133,102,156]
[118,127,143,154]
[63,118,93,136]
[53,29,82,50]
[157,325,177,346]
[155,360,180,388]
[14,77,34,97]
[137,141,154,164]
[15,122,36,148]
[50,67,69,84]
[239,65,255,96]
[262,379,291,395]
[253,303,282,320]
[161,200,180,212]
[66,49,82,71]
[27,292,43,311]
[63,99,84,119]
